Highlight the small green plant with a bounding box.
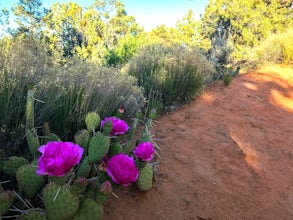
[223,74,233,86]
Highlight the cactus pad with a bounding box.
[26,89,35,130]
[137,164,154,191]
[16,164,45,198]
[88,132,110,163]
[43,183,79,220]
[26,128,40,157]
[76,157,92,177]
[17,209,47,220]
[108,143,123,157]
[85,112,100,132]
[2,156,29,177]
[0,190,14,216]
[72,198,103,220]
[74,129,90,153]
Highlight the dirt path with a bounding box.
[104,65,293,220]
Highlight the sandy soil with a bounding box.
[104,65,293,220]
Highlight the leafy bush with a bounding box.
[252,29,293,64]
[126,44,216,109]
[104,35,142,67]
[0,37,144,153]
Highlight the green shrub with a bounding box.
[126,44,216,109]
[252,29,293,64]
[36,63,144,140]
[0,37,144,152]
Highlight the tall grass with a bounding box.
[36,63,144,139]
[126,44,216,110]
[0,36,144,153]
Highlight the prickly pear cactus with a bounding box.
[25,89,35,130]
[2,156,29,177]
[137,164,154,191]
[42,122,61,144]
[17,209,47,220]
[74,129,90,154]
[16,164,45,198]
[101,121,112,136]
[0,190,15,216]
[85,112,100,132]
[108,143,123,157]
[72,198,103,220]
[76,157,92,177]
[26,128,40,157]
[88,132,110,163]
[43,183,79,220]
[70,177,88,195]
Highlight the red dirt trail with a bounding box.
[104,65,293,220]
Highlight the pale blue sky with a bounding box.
[1,0,208,31]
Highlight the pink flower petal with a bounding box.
[133,142,155,161]
[36,141,83,177]
[106,153,138,186]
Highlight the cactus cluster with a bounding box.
[0,89,157,219]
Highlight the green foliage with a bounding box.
[0,36,144,148]
[199,0,293,61]
[127,44,215,109]
[105,34,143,66]
[0,36,50,154]
[252,29,293,64]
[42,0,143,64]
[36,63,144,140]
[12,0,47,36]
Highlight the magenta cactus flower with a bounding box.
[36,141,83,177]
[106,153,139,186]
[133,142,155,161]
[101,117,129,136]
